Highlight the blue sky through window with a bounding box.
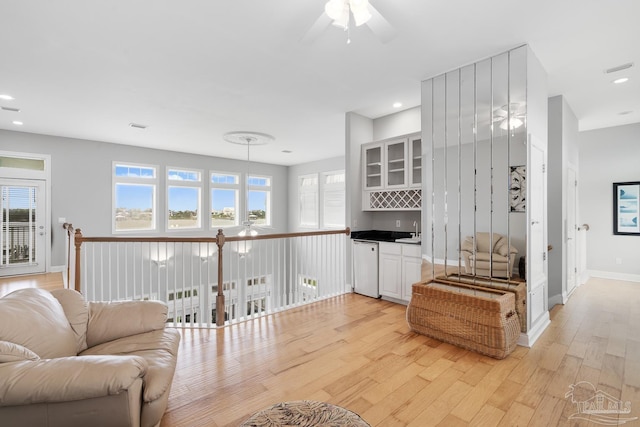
[115,184,153,209]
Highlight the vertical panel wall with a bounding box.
[421,45,549,345]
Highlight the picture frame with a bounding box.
[509,165,526,212]
[613,181,640,235]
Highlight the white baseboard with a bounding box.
[549,293,564,308]
[579,270,590,285]
[517,312,551,348]
[588,270,640,283]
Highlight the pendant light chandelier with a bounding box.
[223,131,274,237]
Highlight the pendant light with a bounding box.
[223,131,274,238]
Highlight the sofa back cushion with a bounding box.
[476,232,504,253]
[0,288,77,358]
[0,340,40,363]
[51,288,89,353]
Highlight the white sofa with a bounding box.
[0,287,180,427]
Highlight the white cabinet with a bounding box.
[363,142,384,190]
[379,242,422,303]
[408,134,422,188]
[401,244,422,301]
[379,243,402,299]
[362,133,422,211]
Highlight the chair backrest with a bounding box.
[475,232,504,253]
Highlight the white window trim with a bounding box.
[166,166,203,232]
[299,173,319,229]
[247,174,272,229]
[321,169,345,229]
[112,161,158,234]
[210,170,240,230]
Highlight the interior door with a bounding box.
[566,166,578,297]
[527,137,547,328]
[0,179,46,276]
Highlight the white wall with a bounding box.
[287,156,345,232]
[547,95,580,305]
[579,122,640,281]
[0,129,289,267]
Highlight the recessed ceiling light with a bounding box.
[0,94,14,101]
[12,121,23,126]
[613,77,629,84]
[282,150,292,153]
[129,123,147,129]
[393,102,402,108]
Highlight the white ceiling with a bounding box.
[1,1,638,166]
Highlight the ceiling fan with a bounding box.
[302,0,397,44]
[492,102,526,131]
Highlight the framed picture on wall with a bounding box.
[509,165,526,212]
[613,181,640,235]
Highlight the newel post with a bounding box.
[74,228,83,293]
[215,229,226,327]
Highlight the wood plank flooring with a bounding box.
[161,277,640,426]
[0,271,64,298]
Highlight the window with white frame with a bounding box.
[210,172,239,228]
[167,168,202,230]
[299,174,318,228]
[322,171,345,228]
[297,170,345,229]
[247,175,271,226]
[113,163,157,232]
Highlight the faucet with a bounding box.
[413,220,419,238]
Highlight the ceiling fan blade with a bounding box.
[366,3,397,43]
[301,12,333,44]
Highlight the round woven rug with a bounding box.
[240,400,370,427]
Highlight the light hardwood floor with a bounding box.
[161,277,640,426]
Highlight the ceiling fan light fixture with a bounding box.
[350,0,372,26]
[499,117,523,131]
[325,0,348,27]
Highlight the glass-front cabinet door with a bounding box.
[386,139,407,188]
[409,135,421,187]
[363,143,383,190]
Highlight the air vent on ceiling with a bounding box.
[129,123,148,129]
[605,63,634,74]
[1,106,20,112]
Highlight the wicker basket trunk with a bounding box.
[407,280,521,359]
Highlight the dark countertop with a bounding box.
[350,230,414,242]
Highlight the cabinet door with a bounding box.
[385,139,407,188]
[402,256,422,302]
[362,142,384,190]
[409,135,422,188]
[379,253,402,299]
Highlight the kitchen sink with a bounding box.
[395,237,421,244]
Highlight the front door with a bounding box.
[0,179,46,276]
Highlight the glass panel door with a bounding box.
[0,179,46,276]
[386,140,406,187]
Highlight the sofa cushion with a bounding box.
[87,300,168,348]
[0,341,40,363]
[80,328,180,403]
[51,289,89,353]
[0,288,77,358]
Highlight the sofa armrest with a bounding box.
[87,300,168,347]
[0,355,147,406]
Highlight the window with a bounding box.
[113,163,157,232]
[210,172,239,228]
[322,171,345,228]
[299,174,318,228]
[297,170,345,229]
[247,175,271,226]
[167,168,202,230]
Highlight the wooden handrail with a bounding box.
[71,227,351,326]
